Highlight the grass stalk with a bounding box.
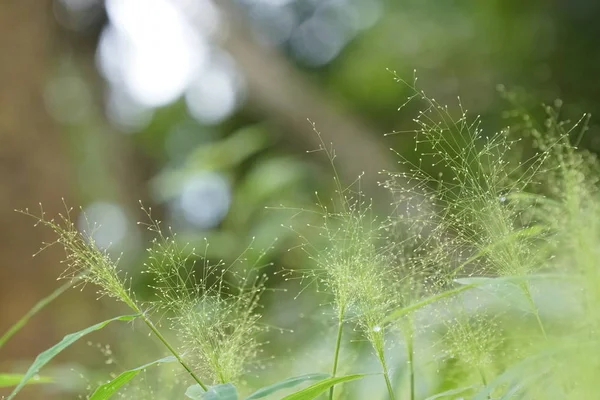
[478,368,490,399]
[403,327,415,400]
[124,300,208,392]
[380,354,396,400]
[329,309,345,400]
[520,282,547,339]
[140,314,208,391]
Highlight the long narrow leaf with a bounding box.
[88,356,176,399]
[384,272,572,324]
[280,374,367,400]
[424,385,478,400]
[7,314,137,400]
[0,278,76,350]
[0,374,52,388]
[454,274,572,286]
[245,373,329,399]
[383,285,476,323]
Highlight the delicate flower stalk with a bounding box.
[373,329,396,400]
[328,309,345,400]
[520,281,547,339]
[139,312,208,391]
[400,318,415,400]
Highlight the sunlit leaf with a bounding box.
[280,374,367,400]
[0,374,52,388]
[7,314,137,400]
[456,274,571,313]
[185,383,239,400]
[383,285,476,323]
[245,373,329,399]
[424,385,478,400]
[88,356,176,399]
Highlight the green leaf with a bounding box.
[88,356,176,399]
[0,374,52,388]
[185,384,204,399]
[0,278,76,350]
[424,385,478,400]
[454,274,569,286]
[185,383,239,400]
[383,285,476,323]
[384,272,571,324]
[245,373,329,399]
[7,314,137,400]
[455,274,571,313]
[280,374,367,400]
[455,276,530,311]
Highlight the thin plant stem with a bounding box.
[329,309,345,400]
[402,324,415,400]
[139,311,208,391]
[520,282,547,339]
[478,368,491,399]
[373,330,396,400]
[380,354,396,400]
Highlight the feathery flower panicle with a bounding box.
[19,204,137,310]
[441,311,504,386]
[386,76,557,281]
[140,210,266,385]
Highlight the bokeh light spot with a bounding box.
[178,172,232,229]
[78,201,128,250]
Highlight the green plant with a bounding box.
[4,80,600,400]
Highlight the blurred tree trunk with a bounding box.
[0,4,144,398]
[217,2,397,209]
[0,0,84,390]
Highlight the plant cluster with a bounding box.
[3,79,600,400]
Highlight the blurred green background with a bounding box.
[1,0,600,398]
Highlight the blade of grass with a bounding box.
[401,318,415,400]
[88,356,176,400]
[383,285,476,324]
[424,385,478,400]
[0,277,79,350]
[0,374,52,388]
[328,310,345,400]
[7,314,137,400]
[281,374,368,400]
[245,373,329,399]
[385,273,572,324]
